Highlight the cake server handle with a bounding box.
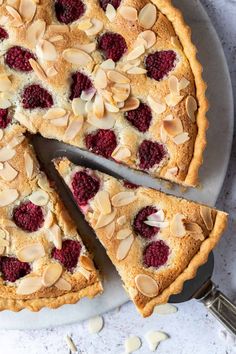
[195,280,236,336]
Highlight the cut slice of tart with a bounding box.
[54,157,227,317]
[0,127,102,312]
[0,0,208,186]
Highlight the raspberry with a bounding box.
[0,256,30,282]
[52,240,82,271]
[22,84,53,109]
[145,50,177,81]
[99,0,121,10]
[69,72,93,100]
[13,201,44,232]
[143,240,169,268]
[125,103,152,132]
[133,206,159,239]
[138,140,166,170]
[85,129,117,158]
[5,46,35,72]
[0,27,8,41]
[123,180,138,189]
[98,32,127,62]
[72,170,100,206]
[0,109,11,129]
[55,0,85,24]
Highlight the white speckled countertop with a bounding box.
[0,0,236,353]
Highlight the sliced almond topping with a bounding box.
[100,59,115,70]
[7,134,24,148]
[49,34,64,43]
[116,234,134,260]
[15,112,36,133]
[51,116,69,127]
[186,96,198,122]
[104,102,119,113]
[137,30,156,49]
[77,19,92,31]
[49,224,62,249]
[94,68,107,89]
[117,215,126,225]
[200,205,213,230]
[80,255,95,271]
[55,277,71,291]
[147,95,166,114]
[43,108,67,120]
[29,59,47,81]
[0,129,3,141]
[111,146,131,161]
[17,243,45,262]
[112,191,137,207]
[64,117,84,141]
[138,3,157,29]
[44,210,54,229]
[0,147,15,162]
[81,89,96,101]
[94,191,111,215]
[170,213,186,237]
[172,132,190,145]
[36,39,57,61]
[42,263,63,287]
[119,6,137,21]
[120,97,140,112]
[102,221,115,239]
[78,266,91,280]
[19,0,36,22]
[93,94,104,118]
[94,209,116,229]
[127,45,145,61]
[127,66,147,75]
[85,19,103,36]
[6,5,22,24]
[16,276,42,295]
[0,96,11,109]
[116,228,132,240]
[105,3,116,22]
[165,93,184,107]
[37,174,53,192]
[185,222,204,240]
[163,118,183,137]
[107,70,130,84]
[0,162,18,181]
[72,98,86,116]
[46,66,58,77]
[24,151,34,179]
[28,189,49,206]
[87,114,115,129]
[111,83,130,101]
[178,77,190,91]
[0,238,9,247]
[62,48,92,65]
[76,42,96,54]
[26,19,46,47]
[135,274,159,297]
[168,76,179,95]
[0,75,12,92]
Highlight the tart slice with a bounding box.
[54,157,227,317]
[0,127,102,312]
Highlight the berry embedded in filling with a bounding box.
[55,0,85,24]
[0,109,11,129]
[69,72,93,100]
[0,27,8,41]
[133,206,159,239]
[99,0,121,11]
[5,46,35,72]
[13,201,44,232]
[22,84,53,109]
[98,32,127,62]
[72,170,100,206]
[145,50,177,81]
[0,256,30,282]
[123,180,139,189]
[138,140,166,170]
[52,239,82,271]
[125,103,152,133]
[143,240,170,268]
[85,129,117,158]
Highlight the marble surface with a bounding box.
[0,0,236,353]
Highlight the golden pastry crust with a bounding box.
[0,0,208,186]
[54,157,227,317]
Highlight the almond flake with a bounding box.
[138,3,157,29]
[95,209,116,229]
[165,93,184,107]
[72,98,86,116]
[147,210,165,222]
[46,66,58,77]
[80,255,95,271]
[120,97,140,112]
[26,19,46,47]
[19,0,36,22]
[42,263,63,287]
[100,59,115,70]
[116,228,132,240]
[62,48,92,65]
[112,146,131,161]
[102,221,115,239]
[0,75,12,92]
[65,335,77,352]
[200,205,213,230]
[76,42,96,54]
[87,114,115,129]
[145,330,168,351]
[104,102,119,113]
[0,162,18,181]
[64,117,84,140]
[0,129,3,141]
[28,189,49,206]
[144,220,169,228]
[15,112,36,133]
[7,134,24,148]
[36,39,57,61]
[107,70,130,84]
[51,116,69,127]
[94,68,107,89]
[0,96,11,109]
[124,336,141,354]
[81,89,96,101]
[127,45,145,61]
[44,210,54,229]
[135,274,159,297]
[137,30,156,49]
[147,95,166,114]
[185,222,204,241]
[154,303,178,315]
[93,94,104,118]
[116,234,134,260]
[172,132,190,145]
[29,59,47,81]
[94,191,111,215]
[55,278,72,291]
[168,76,179,95]
[88,316,104,334]
[16,276,42,295]
[77,19,92,31]
[163,118,183,137]
[186,96,197,122]
[85,19,103,36]
[49,224,62,249]
[49,35,63,42]
[24,151,34,179]
[117,216,126,225]
[105,4,116,22]
[17,243,45,262]
[37,174,53,192]
[170,213,186,237]
[78,266,90,280]
[6,5,22,24]
[0,147,15,162]
[127,67,147,75]
[178,77,190,91]
[119,6,137,21]
[111,191,137,207]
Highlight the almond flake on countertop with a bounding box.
[135,274,159,297]
[154,303,178,315]
[138,3,157,29]
[88,315,104,334]
[111,191,137,207]
[200,205,213,230]
[0,162,18,181]
[0,189,18,207]
[145,330,168,351]
[124,336,141,354]
[65,335,77,353]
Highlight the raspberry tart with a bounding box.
[0,0,207,187]
[0,127,102,311]
[54,157,227,317]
